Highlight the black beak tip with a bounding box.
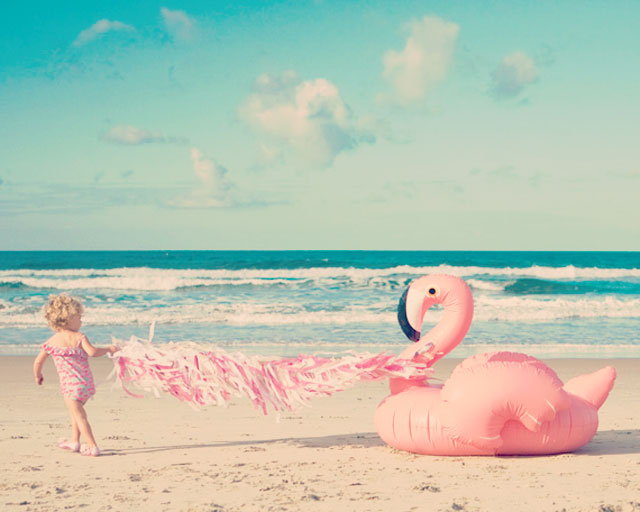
[398,287,420,342]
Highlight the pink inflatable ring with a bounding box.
[375,274,616,456]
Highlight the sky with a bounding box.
[1,0,639,250]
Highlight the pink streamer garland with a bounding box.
[109,336,433,414]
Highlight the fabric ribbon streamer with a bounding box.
[109,324,433,414]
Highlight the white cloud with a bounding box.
[240,71,374,166]
[161,7,196,41]
[382,15,459,105]
[72,19,135,47]
[102,125,186,145]
[258,142,282,164]
[169,148,232,208]
[491,51,539,98]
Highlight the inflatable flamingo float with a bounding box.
[375,274,616,456]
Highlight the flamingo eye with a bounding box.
[427,287,438,296]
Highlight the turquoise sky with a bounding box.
[1,0,638,250]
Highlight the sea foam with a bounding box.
[1,264,639,292]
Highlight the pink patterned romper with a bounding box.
[41,336,95,403]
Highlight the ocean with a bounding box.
[1,251,639,358]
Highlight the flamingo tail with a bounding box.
[562,366,616,409]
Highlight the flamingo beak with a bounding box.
[397,286,421,342]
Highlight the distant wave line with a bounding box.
[1,264,640,279]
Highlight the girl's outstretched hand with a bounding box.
[35,374,43,385]
[108,345,120,355]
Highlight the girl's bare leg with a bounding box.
[64,397,97,447]
[70,416,80,443]
[63,399,81,443]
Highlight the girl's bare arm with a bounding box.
[80,335,118,357]
[33,350,49,385]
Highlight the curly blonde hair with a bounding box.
[44,294,84,330]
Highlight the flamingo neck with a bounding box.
[401,290,473,363]
[422,303,472,364]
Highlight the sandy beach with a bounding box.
[1,356,638,512]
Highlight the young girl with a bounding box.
[33,294,118,457]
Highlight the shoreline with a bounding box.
[2,357,639,511]
[2,338,639,360]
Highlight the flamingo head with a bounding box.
[397,274,474,362]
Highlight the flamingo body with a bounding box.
[375,275,616,456]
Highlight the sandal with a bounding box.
[57,439,80,452]
[80,444,100,457]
